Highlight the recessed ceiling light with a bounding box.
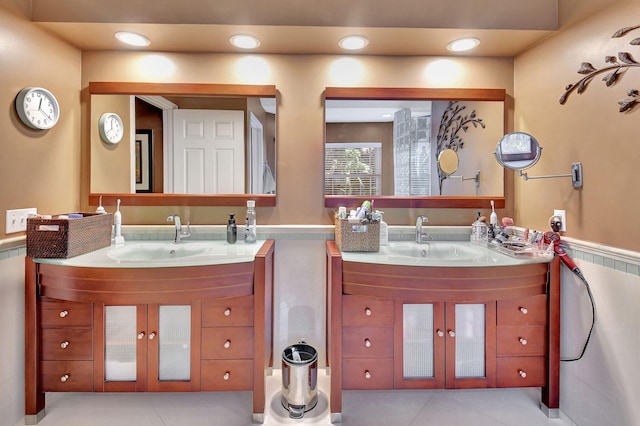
[114,31,150,47]
[447,37,480,52]
[338,35,369,51]
[229,34,261,49]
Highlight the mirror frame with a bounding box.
[88,82,277,207]
[324,87,507,209]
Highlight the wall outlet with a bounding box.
[553,209,567,232]
[6,208,37,234]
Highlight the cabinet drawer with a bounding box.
[497,326,546,356]
[41,329,93,360]
[343,358,393,390]
[497,295,547,326]
[41,360,93,392]
[496,357,545,388]
[202,327,253,359]
[343,295,393,327]
[343,327,393,358]
[202,296,253,327]
[40,300,93,328]
[201,359,253,391]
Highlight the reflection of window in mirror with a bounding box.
[324,143,382,196]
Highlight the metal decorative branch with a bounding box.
[436,101,485,194]
[560,24,640,113]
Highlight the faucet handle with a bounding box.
[182,221,191,237]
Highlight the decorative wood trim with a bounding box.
[325,87,506,102]
[253,239,274,416]
[89,82,276,98]
[326,241,344,416]
[89,193,277,207]
[542,256,561,410]
[25,258,45,416]
[325,195,505,209]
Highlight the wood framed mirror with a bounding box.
[88,82,277,207]
[324,87,507,209]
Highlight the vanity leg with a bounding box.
[542,256,561,415]
[25,258,46,422]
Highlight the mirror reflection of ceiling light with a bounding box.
[229,34,261,49]
[447,37,480,52]
[114,31,150,47]
[338,35,369,51]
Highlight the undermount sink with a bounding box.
[107,241,220,262]
[386,241,485,262]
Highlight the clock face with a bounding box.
[98,112,124,144]
[16,87,60,130]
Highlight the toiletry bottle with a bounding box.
[378,211,388,246]
[113,198,124,244]
[355,200,372,220]
[227,213,237,244]
[244,200,257,243]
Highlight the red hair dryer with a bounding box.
[544,231,581,275]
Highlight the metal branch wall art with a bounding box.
[560,24,640,113]
[436,101,485,193]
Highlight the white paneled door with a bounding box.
[172,109,245,194]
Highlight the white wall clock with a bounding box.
[98,112,124,144]
[16,87,60,130]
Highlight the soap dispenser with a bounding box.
[227,213,237,244]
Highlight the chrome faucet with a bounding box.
[415,215,432,244]
[167,214,191,243]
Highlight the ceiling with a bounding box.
[26,0,569,57]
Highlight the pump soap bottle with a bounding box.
[244,200,257,243]
[227,213,237,244]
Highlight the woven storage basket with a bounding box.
[334,217,380,252]
[27,213,113,258]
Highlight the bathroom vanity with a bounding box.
[24,240,274,424]
[326,240,560,422]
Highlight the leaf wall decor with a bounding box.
[560,25,640,113]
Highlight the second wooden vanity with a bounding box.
[25,240,274,424]
[326,240,560,422]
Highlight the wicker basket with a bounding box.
[334,217,380,252]
[27,213,113,258]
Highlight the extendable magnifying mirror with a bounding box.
[494,132,583,189]
[438,148,480,188]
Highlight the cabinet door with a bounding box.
[445,302,496,389]
[394,301,445,389]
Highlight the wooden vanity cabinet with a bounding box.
[326,240,560,418]
[25,240,274,424]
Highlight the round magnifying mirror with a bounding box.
[437,148,460,176]
[494,132,542,171]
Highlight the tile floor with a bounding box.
[14,369,576,426]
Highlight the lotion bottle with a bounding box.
[378,211,388,246]
[227,213,237,244]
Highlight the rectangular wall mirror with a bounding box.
[324,87,506,209]
[89,82,277,207]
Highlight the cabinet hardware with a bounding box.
[59,310,69,318]
[137,332,145,340]
[60,374,69,383]
[148,332,156,340]
[364,370,371,379]
[448,330,456,337]
[519,337,528,345]
[224,308,231,316]
[437,329,444,337]
[224,340,231,349]
[519,307,528,315]
[364,308,372,316]
[60,341,70,349]
[223,372,230,381]
[364,339,371,348]
[518,370,527,378]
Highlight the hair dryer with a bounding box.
[543,231,581,276]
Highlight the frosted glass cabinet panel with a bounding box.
[158,305,191,381]
[105,306,137,381]
[403,304,434,379]
[454,304,485,378]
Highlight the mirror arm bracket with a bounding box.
[450,170,481,188]
[518,162,583,189]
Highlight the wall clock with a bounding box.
[16,87,60,130]
[98,112,124,144]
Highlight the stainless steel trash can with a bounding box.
[281,340,318,419]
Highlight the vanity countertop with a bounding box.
[340,240,553,267]
[33,239,267,268]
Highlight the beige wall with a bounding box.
[0,5,81,236]
[514,1,640,251]
[81,52,514,226]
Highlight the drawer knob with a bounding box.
[224,308,231,316]
[448,330,456,338]
[519,337,528,346]
[364,339,371,348]
[436,329,444,337]
[519,307,528,315]
[148,332,156,340]
[60,374,70,383]
[137,332,145,340]
[59,310,69,318]
[60,341,70,349]
[224,340,231,349]
[223,372,230,381]
[364,370,371,380]
[364,308,372,316]
[518,370,527,379]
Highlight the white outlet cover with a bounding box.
[5,208,37,233]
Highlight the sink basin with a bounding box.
[386,241,484,262]
[108,241,219,261]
